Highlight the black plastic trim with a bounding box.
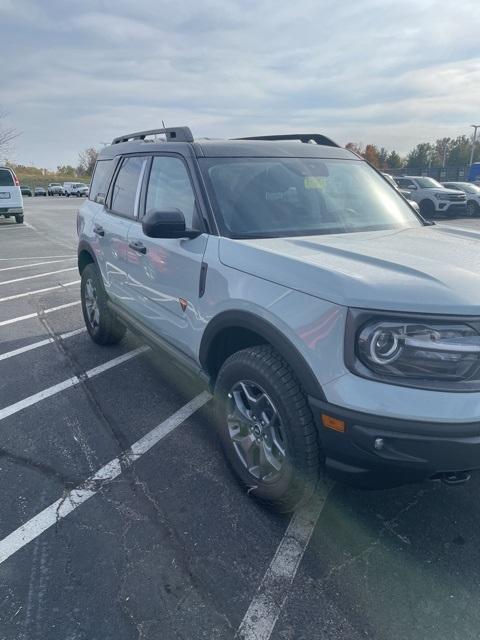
[199,310,326,400]
[108,299,210,388]
[199,261,208,297]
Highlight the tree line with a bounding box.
[346,135,480,170]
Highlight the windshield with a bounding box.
[415,177,442,189]
[456,183,480,194]
[201,158,422,238]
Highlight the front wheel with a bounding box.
[214,345,320,512]
[81,263,126,345]
[15,215,23,224]
[420,199,435,218]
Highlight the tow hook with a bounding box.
[441,471,471,486]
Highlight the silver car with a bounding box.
[77,127,480,511]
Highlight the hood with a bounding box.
[219,225,480,314]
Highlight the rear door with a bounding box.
[126,154,208,358]
[0,168,23,211]
[93,155,148,302]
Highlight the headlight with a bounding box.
[351,317,480,389]
[434,193,451,201]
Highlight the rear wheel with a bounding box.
[214,345,320,512]
[81,263,126,345]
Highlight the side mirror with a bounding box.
[142,209,200,239]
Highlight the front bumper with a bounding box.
[0,207,23,215]
[309,397,480,488]
[436,202,467,216]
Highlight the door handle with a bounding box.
[94,224,105,237]
[128,241,147,255]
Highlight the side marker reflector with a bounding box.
[321,414,346,433]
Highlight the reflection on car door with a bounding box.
[126,154,208,359]
[94,155,147,303]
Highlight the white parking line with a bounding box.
[0,280,80,302]
[0,346,149,422]
[236,483,332,640]
[0,328,86,362]
[0,255,75,261]
[0,301,81,328]
[0,258,76,273]
[0,267,77,286]
[0,391,211,565]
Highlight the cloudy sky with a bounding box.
[2,0,479,169]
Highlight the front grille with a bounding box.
[448,194,466,201]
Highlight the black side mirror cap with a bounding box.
[142,209,201,239]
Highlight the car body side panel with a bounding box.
[197,237,348,388]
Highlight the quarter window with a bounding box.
[111,157,146,217]
[146,157,196,227]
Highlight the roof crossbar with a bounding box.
[112,127,194,145]
[234,133,339,148]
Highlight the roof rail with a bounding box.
[234,133,339,148]
[111,127,194,145]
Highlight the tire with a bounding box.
[420,199,435,218]
[467,200,480,217]
[80,263,126,345]
[214,345,320,512]
[15,215,23,224]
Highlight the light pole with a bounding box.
[469,125,480,167]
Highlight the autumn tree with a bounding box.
[363,144,381,167]
[345,142,364,155]
[57,165,77,176]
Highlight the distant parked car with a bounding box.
[47,182,64,196]
[63,182,88,197]
[21,185,33,197]
[34,186,47,197]
[394,176,466,218]
[382,173,420,213]
[0,166,24,223]
[442,182,480,217]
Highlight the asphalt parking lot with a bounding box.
[1,198,480,640]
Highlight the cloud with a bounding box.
[1,0,479,167]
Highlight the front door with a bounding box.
[126,154,208,359]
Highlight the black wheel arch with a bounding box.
[77,240,98,276]
[199,310,326,400]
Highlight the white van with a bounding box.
[63,182,89,197]
[0,167,24,224]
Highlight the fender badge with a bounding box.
[179,298,188,312]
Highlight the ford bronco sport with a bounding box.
[77,127,480,511]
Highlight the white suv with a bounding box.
[77,127,480,511]
[64,182,89,197]
[0,166,24,224]
[394,176,466,218]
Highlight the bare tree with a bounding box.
[0,109,20,155]
[77,147,98,176]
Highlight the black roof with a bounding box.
[98,128,356,161]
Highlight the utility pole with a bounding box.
[469,124,480,167]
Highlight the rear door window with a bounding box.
[110,156,147,218]
[0,169,14,187]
